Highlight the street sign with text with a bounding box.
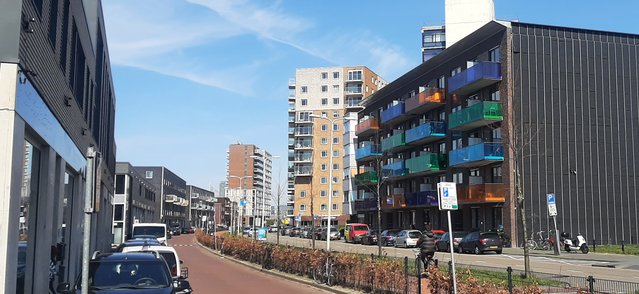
[437,182,458,210]
[547,193,557,216]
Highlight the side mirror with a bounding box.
[56,283,71,294]
[180,266,189,279]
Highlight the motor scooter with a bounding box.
[560,232,589,254]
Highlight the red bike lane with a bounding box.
[169,234,330,294]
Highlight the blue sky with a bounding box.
[103,0,639,195]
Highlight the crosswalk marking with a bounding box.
[170,244,194,247]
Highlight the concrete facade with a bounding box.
[0,0,116,292]
[445,0,495,47]
[187,185,215,229]
[134,166,189,227]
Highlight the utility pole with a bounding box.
[81,147,99,294]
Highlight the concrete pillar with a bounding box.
[0,62,23,294]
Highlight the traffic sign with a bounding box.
[437,182,458,210]
[547,193,557,216]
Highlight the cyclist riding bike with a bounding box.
[416,225,437,271]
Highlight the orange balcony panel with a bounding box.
[382,194,407,209]
[405,88,445,114]
[457,183,506,204]
[356,118,380,137]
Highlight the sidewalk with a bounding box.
[502,247,639,264]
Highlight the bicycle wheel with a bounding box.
[526,239,537,250]
[313,269,325,284]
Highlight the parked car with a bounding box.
[458,231,503,254]
[132,223,169,245]
[344,223,370,244]
[243,226,252,236]
[289,227,302,237]
[280,226,292,236]
[114,239,162,252]
[432,229,446,240]
[380,229,402,246]
[268,226,278,233]
[361,230,379,245]
[300,227,312,238]
[436,231,468,252]
[394,230,422,248]
[321,227,340,240]
[313,227,323,240]
[56,252,180,294]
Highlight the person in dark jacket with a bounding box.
[416,224,437,270]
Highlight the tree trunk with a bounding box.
[516,166,531,278]
[377,184,382,257]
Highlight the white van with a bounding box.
[131,223,169,245]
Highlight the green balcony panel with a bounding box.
[448,101,503,131]
[405,153,447,174]
[355,171,378,184]
[381,133,406,152]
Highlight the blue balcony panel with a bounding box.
[449,142,504,167]
[405,191,438,207]
[355,145,382,161]
[382,160,406,178]
[380,103,406,125]
[448,62,501,95]
[405,121,446,145]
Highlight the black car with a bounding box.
[57,252,177,293]
[380,229,401,246]
[280,226,292,236]
[458,231,503,254]
[361,230,379,245]
[289,227,302,237]
[436,231,468,252]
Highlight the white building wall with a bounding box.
[445,0,495,47]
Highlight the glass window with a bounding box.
[300,204,306,211]
[321,98,328,105]
[301,99,308,106]
[321,85,328,92]
[300,191,306,198]
[18,141,41,293]
[491,89,501,101]
[332,85,339,92]
[301,86,308,93]
[320,190,327,197]
[332,190,339,197]
[115,175,125,194]
[332,204,338,210]
[333,72,339,79]
[145,171,153,179]
[333,98,340,105]
[332,150,339,157]
[320,177,327,184]
[333,124,339,131]
[489,47,500,62]
[321,138,328,145]
[332,177,338,184]
[332,137,339,144]
[333,164,339,170]
[321,164,327,171]
[321,72,328,79]
[333,111,339,118]
[321,124,328,131]
[321,151,328,157]
[114,204,124,221]
[321,204,327,211]
[492,128,502,141]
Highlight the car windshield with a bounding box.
[384,231,399,236]
[354,226,368,231]
[89,260,171,289]
[132,227,165,238]
[453,232,467,238]
[408,231,422,238]
[481,233,499,239]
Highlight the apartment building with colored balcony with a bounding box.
[226,144,274,227]
[355,20,639,246]
[187,185,215,229]
[288,67,386,227]
[134,166,190,227]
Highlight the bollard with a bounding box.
[370,253,375,292]
[592,239,596,252]
[587,276,595,293]
[507,267,513,294]
[404,257,409,294]
[416,257,422,294]
[622,240,625,254]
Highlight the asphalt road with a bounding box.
[267,234,639,283]
[170,234,331,294]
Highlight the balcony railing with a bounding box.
[381,103,405,125]
[382,160,406,178]
[354,199,377,212]
[294,166,312,176]
[457,183,506,203]
[294,127,313,136]
[355,144,382,161]
[293,153,312,162]
[405,190,438,207]
[449,142,504,167]
[381,132,406,152]
[294,140,312,149]
[448,101,503,131]
[405,88,445,114]
[405,153,447,174]
[355,117,379,137]
[405,121,446,144]
[448,62,501,95]
[355,171,378,184]
[345,86,363,94]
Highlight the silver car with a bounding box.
[394,230,422,248]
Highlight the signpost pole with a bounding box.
[447,210,457,294]
[437,182,458,294]
[553,215,560,256]
[547,193,560,256]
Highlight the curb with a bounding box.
[195,241,361,294]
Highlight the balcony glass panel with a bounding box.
[457,183,506,203]
[405,122,446,143]
[355,144,382,160]
[382,194,406,209]
[294,165,312,176]
[405,153,447,173]
[405,191,438,207]
[404,88,445,113]
[354,199,377,211]
[448,101,503,131]
[448,142,504,167]
[355,171,378,184]
[448,62,501,94]
[382,160,406,177]
[381,103,405,124]
[381,132,405,152]
[355,118,379,136]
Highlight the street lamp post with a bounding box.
[310,114,355,252]
[228,175,252,235]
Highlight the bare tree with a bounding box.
[274,171,287,246]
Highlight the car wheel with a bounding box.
[474,246,481,255]
[496,250,502,254]
[457,246,463,254]
[404,241,407,248]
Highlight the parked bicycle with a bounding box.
[526,231,552,250]
[313,255,337,286]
